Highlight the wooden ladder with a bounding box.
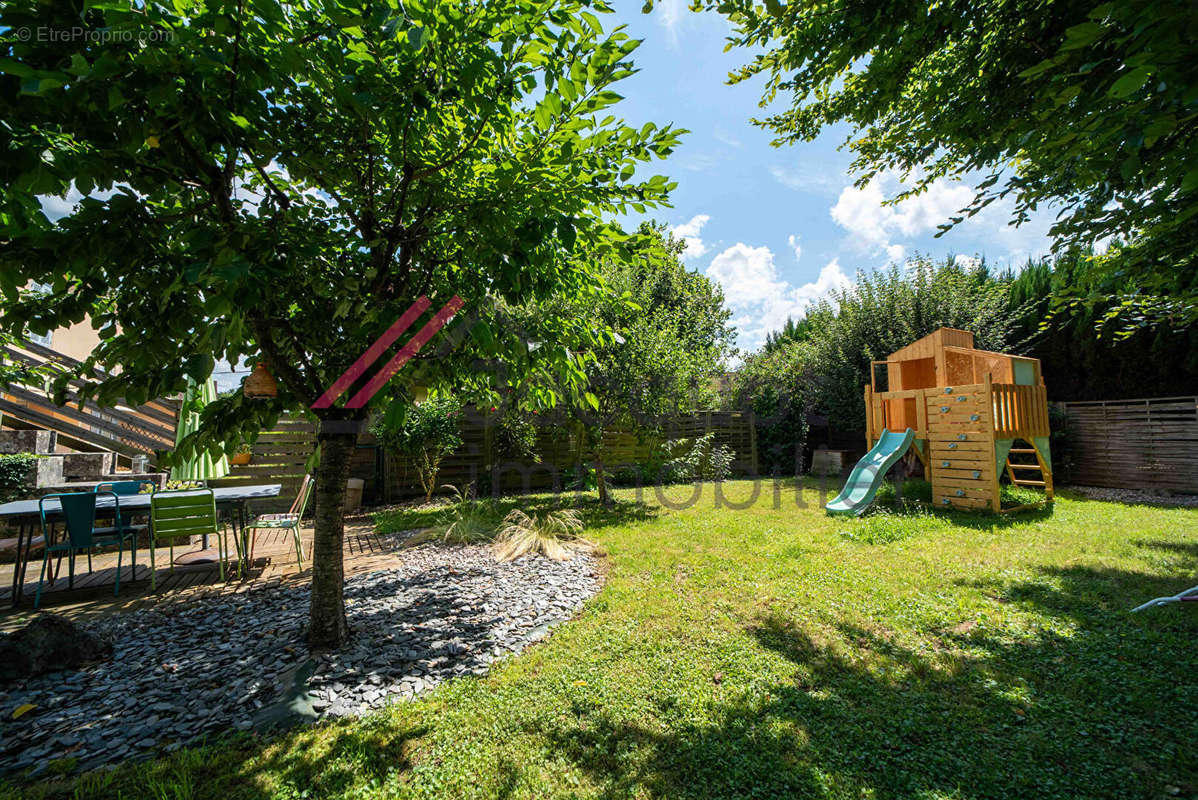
[1004,446,1054,501]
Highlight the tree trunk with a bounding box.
[308,427,355,650]
[595,453,611,506]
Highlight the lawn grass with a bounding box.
[6,479,1197,799]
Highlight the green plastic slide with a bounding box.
[825,428,917,516]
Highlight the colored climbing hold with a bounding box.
[942,498,951,505]
[945,387,954,394]
[941,461,950,468]
[940,406,950,413]
[957,433,967,441]
[969,414,979,421]
[948,443,958,450]
[972,470,981,479]
[956,489,965,496]
[957,395,968,402]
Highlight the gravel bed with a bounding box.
[0,541,600,777]
[1063,485,1198,508]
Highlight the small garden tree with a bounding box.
[0,0,681,648]
[537,224,735,503]
[372,397,462,503]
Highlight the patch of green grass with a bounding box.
[839,503,941,544]
[7,480,1197,799]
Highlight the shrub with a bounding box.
[660,432,735,483]
[493,508,593,562]
[0,453,37,503]
[372,397,463,502]
[731,340,814,475]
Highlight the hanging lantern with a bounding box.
[243,362,278,399]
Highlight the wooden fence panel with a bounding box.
[215,410,759,510]
[1057,397,1198,492]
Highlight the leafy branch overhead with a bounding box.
[678,0,1198,322]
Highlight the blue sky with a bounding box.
[610,1,1056,352]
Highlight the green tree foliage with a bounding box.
[1008,252,1198,400]
[0,0,682,647]
[762,315,815,354]
[538,223,735,502]
[371,396,463,503]
[704,0,1198,321]
[732,339,812,475]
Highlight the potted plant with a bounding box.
[230,442,253,466]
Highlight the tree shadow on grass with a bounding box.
[28,716,429,800]
[534,561,1198,800]
[374,494,658,543]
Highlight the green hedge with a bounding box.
[0,453,38,504]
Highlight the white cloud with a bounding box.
[769,164,845,196]
[787,234,802,262]
[671,214,711,260]
[656,0,687,47]
[829,169,1054,266]
[714,130,742,149]
[706,243,851,351]
[831,171,974,253]
[954,254,982,269]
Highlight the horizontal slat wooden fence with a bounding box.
[212,411,758,512]
[1057,396,1198,492]
[0,340,178,465]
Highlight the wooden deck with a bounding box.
[0,515,405,632]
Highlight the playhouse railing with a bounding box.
[865,380,1049,444]
[991,383,1049,440]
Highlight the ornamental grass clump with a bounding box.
[408,485,496,546]
[493,508,593,562]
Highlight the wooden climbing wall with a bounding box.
[925,384,999,511]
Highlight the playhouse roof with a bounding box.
[888,328,975,362]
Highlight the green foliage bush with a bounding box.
[0,453,37,504]
[659,433,735,483]
[372,398,463,503]
[733,340,813,475]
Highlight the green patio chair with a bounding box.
[149,489,235,589]
[246,475,314,570]
[35,492,138,608]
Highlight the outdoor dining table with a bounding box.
[0,484,281,607]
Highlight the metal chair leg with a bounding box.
[34,549,51,609]
[292,526,305,570]
[114,539,123,596]
[150,539,157,592]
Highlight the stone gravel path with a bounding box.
[1064,485,1198,508]
[0,541,600,777]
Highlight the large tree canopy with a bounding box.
[0,0,681,647]
[701,0,1198,318]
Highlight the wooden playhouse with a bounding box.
[864,328,1053,512]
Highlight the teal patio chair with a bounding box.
[35,492,138,608]
[91,480,154,571]
[149,489,235,589]
[246,475,314,570]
